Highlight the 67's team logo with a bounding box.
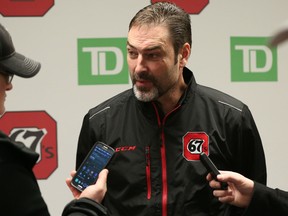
[182,132,209,161]
[0,111,58,179]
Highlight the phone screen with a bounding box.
[71,142,114,191]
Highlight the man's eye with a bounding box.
[128,51,138,59]
[146,53,161,60]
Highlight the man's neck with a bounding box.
[157,82,187,114]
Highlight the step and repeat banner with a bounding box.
[1,0,288,215]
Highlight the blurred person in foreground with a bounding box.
[206,27,288,216]
[0,22,108,216]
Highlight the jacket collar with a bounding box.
[178,66,197,105]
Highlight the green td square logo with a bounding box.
[78,38,129,85]
[230,37,277,82]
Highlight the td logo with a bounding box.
[78,38,129,85]
[230,37,277,82]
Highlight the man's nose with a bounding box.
[134,55,147,73]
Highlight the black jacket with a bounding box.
[76,67,267,216]
[63,198,108,216]
[0,130,50,216]
[244,182,288,216]
[0,130,107,216]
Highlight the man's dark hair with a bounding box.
[129,2,192,62]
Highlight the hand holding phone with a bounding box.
[200,152,228,190]
[71,141,115,192]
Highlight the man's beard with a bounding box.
[133,84,159,102]
[131,72,160,102]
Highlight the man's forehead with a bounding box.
[127,40,165,52]
[127,25,171,51]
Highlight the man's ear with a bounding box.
[179,42,191,67]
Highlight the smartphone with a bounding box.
[200,152,228,190]
[71,141,115,192]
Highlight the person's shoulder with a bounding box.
[0,130,8,139]
[0,132,39,165]
[196,84,245,112]
[0,131,12,157]
[0,131,15,152]
[184,67,246,112]
[87,89,134,118]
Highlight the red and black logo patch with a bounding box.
[182,132,209,161]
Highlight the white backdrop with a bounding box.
[1,1,288,215]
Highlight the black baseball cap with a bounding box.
[0,23,41,78]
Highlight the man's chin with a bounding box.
[133,86,158,102]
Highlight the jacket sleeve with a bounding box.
[62,198,108,216]
[76,113,95,169]
[244,182,288,216]
[230,105,267,185]
[224,105,267,216]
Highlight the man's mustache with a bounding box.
[133,72,155,83]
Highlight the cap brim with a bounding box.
[0,52,41,78]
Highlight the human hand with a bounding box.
[66,169,108,203]
[206,170,254,208]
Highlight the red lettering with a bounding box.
[115,146,137,152]
[128,146,137,151]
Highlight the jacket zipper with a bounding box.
[160,128,168,216]
[145,146,152,200]
[152,102,181,216]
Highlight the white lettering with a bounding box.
[83,47,123,75]
[235,45,272,73]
